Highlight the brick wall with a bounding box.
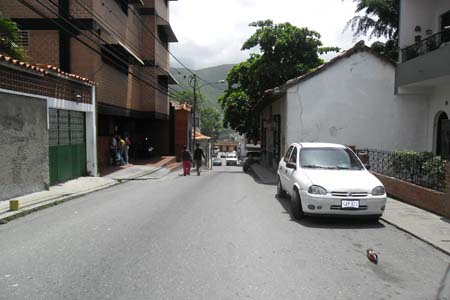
[0,0,52,18]
[70,33,100,78]
[70,0,94,18]
[140,67,156,112]
[95,63,129,107]
[140,15,156,60]
[28,31,60,66]
[0,0,172,118]
[175,109,190,161]
[373,164,450,218]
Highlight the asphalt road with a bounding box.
[0,165,449,300]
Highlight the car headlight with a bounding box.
[372,186,385,196]
[308,185,327,195]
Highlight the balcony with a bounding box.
[396,29,450,91]
[401,29,450,63]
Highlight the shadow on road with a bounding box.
[275,195,385,229]
[244,168,277,186]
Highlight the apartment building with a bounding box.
[0,0,178,165]
[396,0,450,157]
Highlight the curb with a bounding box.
[110,165,164,181]
[0,166,181,225]
[380,217,450,256]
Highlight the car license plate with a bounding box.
[341,200,359,208]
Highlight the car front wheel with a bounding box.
[291,189,304,220]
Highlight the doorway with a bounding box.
[441,10,450,43]
[436,111,450,158]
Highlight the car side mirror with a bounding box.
[286,162,297,170]
[364,164,371,170]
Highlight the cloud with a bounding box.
[169,0,376,69]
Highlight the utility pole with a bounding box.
[189,75,198,154]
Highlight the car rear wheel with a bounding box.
[277,177,286,198]
[291,189,304,220]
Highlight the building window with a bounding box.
[17,31,29,49]
[158,75,169,91]
[157,27,169,49]
[113,0,128,15]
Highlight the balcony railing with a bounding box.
[401,29,450,63]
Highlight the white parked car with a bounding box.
[226,153,238,166]
[277,143,386,221]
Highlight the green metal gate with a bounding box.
[49,109,87,185]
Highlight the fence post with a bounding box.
[444,162,450,218]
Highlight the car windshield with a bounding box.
[300,147,363,170]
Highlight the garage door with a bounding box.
[48,109,87,185]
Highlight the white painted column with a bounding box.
[86,86,98,176]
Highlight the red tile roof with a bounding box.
[193,131,211,140]
[0,55,46,74]
[175,103,192,112]
[0,55,96,86]
[35,64,96,86]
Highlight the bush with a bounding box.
[389,151,446,187]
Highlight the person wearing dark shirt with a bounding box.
[181,145,192,176]
[194,143,206,176]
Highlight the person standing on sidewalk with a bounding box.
[117,135,126,166]
[194,143,206,176]
[181,145,192,176]
[124,136,131,165]
[109,134,117,166]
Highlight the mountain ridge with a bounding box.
[170,64,235,110]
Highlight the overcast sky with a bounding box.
[168,0,375,70]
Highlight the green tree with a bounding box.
[220,20,339,139]
[200,106,223,141]
[0,13,27,60]
[346,0,400,61]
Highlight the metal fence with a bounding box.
[357,149,447,192]
[401,29,450,62]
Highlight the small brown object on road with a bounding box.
[367,249,379,264]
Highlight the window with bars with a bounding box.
[17,31,29,48]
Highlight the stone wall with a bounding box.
[0,92,49,200]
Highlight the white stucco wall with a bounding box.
[400,0,450,49]
[285,51,429,152]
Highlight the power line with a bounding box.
[18,0,187,102]
[114,0,211,82]
[65,0,187,98]
[73,0,221,96]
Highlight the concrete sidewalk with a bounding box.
[250,163,450,255]
[0,162,181,224]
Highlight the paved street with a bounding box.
[0,165,449,300]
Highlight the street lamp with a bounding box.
[188,75,225,153]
